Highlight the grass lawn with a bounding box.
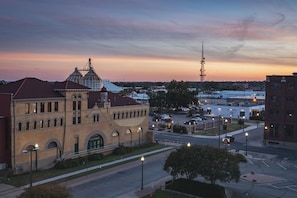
[142,189,192,198]
[194,123,248,136]
[0,144,167,187]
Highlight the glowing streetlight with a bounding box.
[140,156,145,190]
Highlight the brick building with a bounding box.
[0,78,150,172]
[265,74,297,150]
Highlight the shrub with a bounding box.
[234,153,247,162]
[18,183,71,198]
[172,124,187,134]
[113,145,133,155]
[87,153,104,161]
[166,178,225,198]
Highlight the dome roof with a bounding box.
[84,66,101,81]
[67,67,83,84]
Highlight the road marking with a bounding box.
[262,160,270,167]
[277,162,287,171]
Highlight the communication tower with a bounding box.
[200,42,206,82]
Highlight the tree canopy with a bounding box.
[166,80,198,108]
[163,145,242,184]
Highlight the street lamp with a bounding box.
[187,142,191,147]
[23,143,39,188]
[245,132,248,156]
[264,126,268,146]
[140,156,145,190]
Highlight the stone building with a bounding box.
[0,77,150,172]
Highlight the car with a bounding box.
[184,119,198,125]
[222,135,235,144]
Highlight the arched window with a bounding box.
[48,141,58,149]
[87,134,104,150]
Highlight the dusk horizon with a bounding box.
[1,0,297,82]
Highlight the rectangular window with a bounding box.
[34,121,37,129]
[54,119,57,127]
[54,102,59,112]
[40,102,45,113]
[78,101,81,110]
[48,102,52,112]
[18,122,22,131]
[72,117,76,125]
[40,120,44,128]
[33,103,37,113]
[25,103,30,114]
[60,118,63,126]
[77,116,81,124]
[285,125,294,137]
[73,101,76,111]
[47,119,50,127]
[26,122,29,130]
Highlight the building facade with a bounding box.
[265,74,297,149]
[0,78,150,172]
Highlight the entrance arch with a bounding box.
[87,134,104,150]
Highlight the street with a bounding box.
[65,114,297,198]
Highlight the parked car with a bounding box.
[184,119,198,125]
[222,135,235,144]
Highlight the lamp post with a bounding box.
[140,156,145,190]
[187,142,191,147]
[218,108,221,148]
[245,132,248,156]
[264,126,268,146]
[256,112,259,128]
[23,143,39,188]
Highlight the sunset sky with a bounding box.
[1,0,297,82]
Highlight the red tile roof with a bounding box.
[88,91,140,108]
[0,78,88,99]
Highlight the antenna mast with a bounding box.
[200,42,206,82]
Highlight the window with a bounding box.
[26,122,29,130]
[271,96,279,102]
[40,120,44,128]
[285,125,294,137]
[93,114,99,122]
[72,117,76,125]
[18,122,22,131]
[113,113,116,120]
[33,121,37,129]
[73,101,76,111]
[25,103,30,114]
[87,134,104,150]
[287,82,295,89]
[78,101,81,110]
[60,118,63,126]
[269,123,279,137]
[286,96,295,102]
[117,113,120,119]
[54,119,57,127]
[271,82,280,88]
[47,119,50,127]
[48,102,52,112]
[77,116,81,124]
[48,142,58,149]
[40,102,45,113]
[33,103,37,113]
[54,102,59,112]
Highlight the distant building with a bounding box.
[0,77,150,173]
[265,74,297,150]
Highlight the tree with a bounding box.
[163,145,242,184]
[166,80,198,108]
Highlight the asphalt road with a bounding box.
[67,151,171,198]
[65,115,297,198]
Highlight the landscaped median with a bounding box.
[0,143,172,188]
